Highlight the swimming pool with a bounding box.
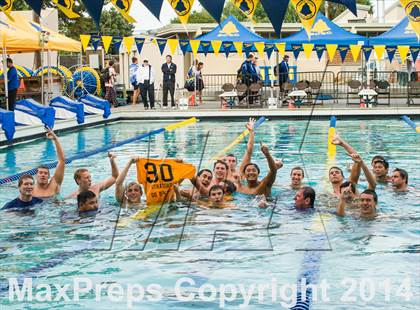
[0,119,418,309]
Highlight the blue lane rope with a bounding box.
[0,128,166,185]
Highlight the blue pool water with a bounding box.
[0,119,418,309]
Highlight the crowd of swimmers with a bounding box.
[1,119,413,221]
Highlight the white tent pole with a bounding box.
[47,49,52,103]
[41,33,45,105]
[2,46,9,110]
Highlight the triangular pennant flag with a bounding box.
[315,45,325,61]
[374,45,386,60]
[81,0,105,27]
[123,37,135,53]
[243,42,254,57]
[338,46,349,62]
[254,42,265,57]
[134,37,145,54]
[80,35,91,52]
[410,46,420,60]
[222,41,233,58]
[1,0,14,20]
[52,0,80,18]
[200,41,211,56]
[292,44,302,60]
[291,0,323,36]
[326,44,338,62]
[155,38,167,55]
[167,0,195,24]
[399,0,420,38]
[363,46,373,61]
[23,0,42,16]
[275,43,286,57]
[111,0,136,23]
[200,0,225,23]
[113,37,123,52]
[179,40,190,55]
[265,43,275,59]
[349,44,362,62]
[167,39,179,56]
[102,36,113,54]
[260,0,288,37]
[211,40,222,56]
[398,45,410,64]
[190,40,201,57]
[233,42,243,55]
[90,35,101,51]
[386,46,397,62]
[140,0,164,20]
[232,0,260,21]
[302,43,314,59]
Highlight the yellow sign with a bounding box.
[291,0,323,36]
[168,0,195,24]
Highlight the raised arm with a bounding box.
[46,128,65,186]
[115,157,138,204]
[99,152,119,192]
[336,192,347,217]
[348,153,362,185]
[358,156,376,190]
[331,133,357,155]
[258,144,279,192]
[239,118,256,174]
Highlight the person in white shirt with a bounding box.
[136,59,155,110]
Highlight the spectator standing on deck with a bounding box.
[6,58,19,111]
[104,60,118,107]
[161,55,177,109]
[274,55,290,90]
[129,57,140,105]
[137,59,155,110]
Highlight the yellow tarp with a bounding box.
[0,12,81,53]
[0,20,40,54]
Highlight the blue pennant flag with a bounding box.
[179,40,190,55]
[200,41,211,56]
[199,0,225,23]
[113,37,123,52]
[91,35,101,51]
[315,45,325,61]
[363,46,373,61]
[260,0,289,37]
[141,0,164,20]
[24,0,42,16]
[243,42,253,57]
[222,41,233,58]
[81,0,105,27]
[338,46,349,62]
[410,46,419,61]
[156,39,167,55]
[135,37,145,54]
[264,43,275,59]
[292,44,302,60]
[386,46,397,62]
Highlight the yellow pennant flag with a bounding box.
[101,36,113,54]
[190,40,201,57]
[233,42,243,55]
[0,0,14,20]
[275,43,286,57]
[167,39,179,56]
[398,45,410,64]
[211,40,222,56]
[111,0,136,23]
[123,37,135,53]
[400,0,420,38]
[80,35,91,52]
[291,0,323,36]
[254,42,265,57]
[374,45,386,60]
[302,43,314,59]
[349,44,362,62]
[232,0,260,21]
[326,44,338,62]
[52,0,80,18]
[167,0,195,24]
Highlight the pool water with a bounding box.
[0,119,418,309]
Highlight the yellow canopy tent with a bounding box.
[0,19,41,53]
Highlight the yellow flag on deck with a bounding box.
[326,44,338,62]
[233,42,243,55]
[400,0,420,38]
[167,0,195,24]
[302,43,314,59]
[291,0,323,36]
[123,36,135,53]
[211,40,222,56]
[398,45,410,64]
[374,45,386,60]
[111,0,136,23]
[101,36,113,54]
[167,39,179,56]
[232,0,260,21]
[80,35,91,52]
[275,43,286,57]
[349,44,362,62]
[52,0,80,18]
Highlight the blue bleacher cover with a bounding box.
[50,96,85,124]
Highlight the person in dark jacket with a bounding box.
[161,55,177,108]
[274,55,290,89]
[6,58,19,111]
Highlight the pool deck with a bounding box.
[1,100,419,146]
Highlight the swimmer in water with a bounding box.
[33,128,66,198]
[206,185,234,209]
[290,166,305,190]
[391,168,409,192]
[371,156,391,183]
[211,160,229,186]
[237,143,280,197]
[294,186,316,210]
[68,152,119,199]
[181,169,213,200]
[115,156,143,207]
[77,190,98,213]
[337,189,378,219]
[2,174,43,210]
